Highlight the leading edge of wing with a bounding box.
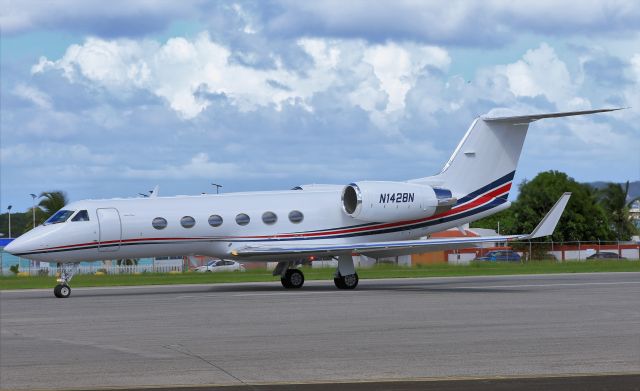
[230,234,522,260]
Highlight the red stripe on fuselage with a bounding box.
[244,181,511,239]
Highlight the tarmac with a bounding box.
[1,272,639,390]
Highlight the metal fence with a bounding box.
[448,240,640,263]
[1,263,184,277]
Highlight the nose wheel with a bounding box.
[54,284,71,298]
[53,263,76,298]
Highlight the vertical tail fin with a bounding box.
[435,117,527,199]
[411,108,622,200]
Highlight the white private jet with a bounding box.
[5,108,621,298]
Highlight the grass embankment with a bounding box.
[0,260,638,290]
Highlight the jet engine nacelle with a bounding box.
[341,181,456,223]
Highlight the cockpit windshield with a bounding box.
[71,210,90,222]
[45,210,75,225]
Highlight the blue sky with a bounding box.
[1,0,639,212]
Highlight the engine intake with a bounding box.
[341,181,456,223]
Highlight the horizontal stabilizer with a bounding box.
[482,108,624,123]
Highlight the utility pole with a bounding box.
[7,205,12,238]
[30,193,38,228]
[212,183,222,194]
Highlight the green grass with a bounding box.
[1,260,638,290]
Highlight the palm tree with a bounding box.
[598,181,639,240]
[37,191,69,224]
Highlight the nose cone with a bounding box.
[3,227,47,259]
[4,239,20,255]
[4,236,29,255]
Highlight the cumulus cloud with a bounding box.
[7,1,639,46]
[2,2,639,209]
[121,152,239,179]
[624,53,640,112]
[490,43,589,110]
[266,0,640,45]
[32,34,451,122]
[12,84,52,109]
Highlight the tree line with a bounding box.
[472,171,639,241]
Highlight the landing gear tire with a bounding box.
[54,284,71,298]
[334,272,358,290]
[281,269,304,289]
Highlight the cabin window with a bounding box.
[208,214,223,227]
[152,217,168,230]
[288,210,304,224]
[262,211,277,225]
[235,213,250,226]
[181,216,196,228]
[45,210,75,225]
[71,210,90,222]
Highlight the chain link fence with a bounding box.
[447,240,639,264]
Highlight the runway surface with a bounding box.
[1,272,639,390]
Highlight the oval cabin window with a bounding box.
[181,216,196,228]
[235,213,250,226]
[262,211,277,225]
[152,217,168,230]
[208,214,223,227]
[288,210,304,224]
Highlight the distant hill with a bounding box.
[587,181,640,202]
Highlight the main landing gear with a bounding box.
[53,263,76,298]
[274,261,305,289]
[274,255,360,290]
[334,271,359,289]
[333,255,359,289]
[282,269,305,289]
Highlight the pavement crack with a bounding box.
[162,343,254,389]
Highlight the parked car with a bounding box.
[475,250,521,262]
[586,252,626,260]
[194,260,246,272]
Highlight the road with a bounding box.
[1,272,639,390]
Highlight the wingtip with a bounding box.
[524,193,572,240]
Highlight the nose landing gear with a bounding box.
[53,263,76,298]
[54,284,71,298]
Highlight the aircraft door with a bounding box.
[97,208,122,252]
